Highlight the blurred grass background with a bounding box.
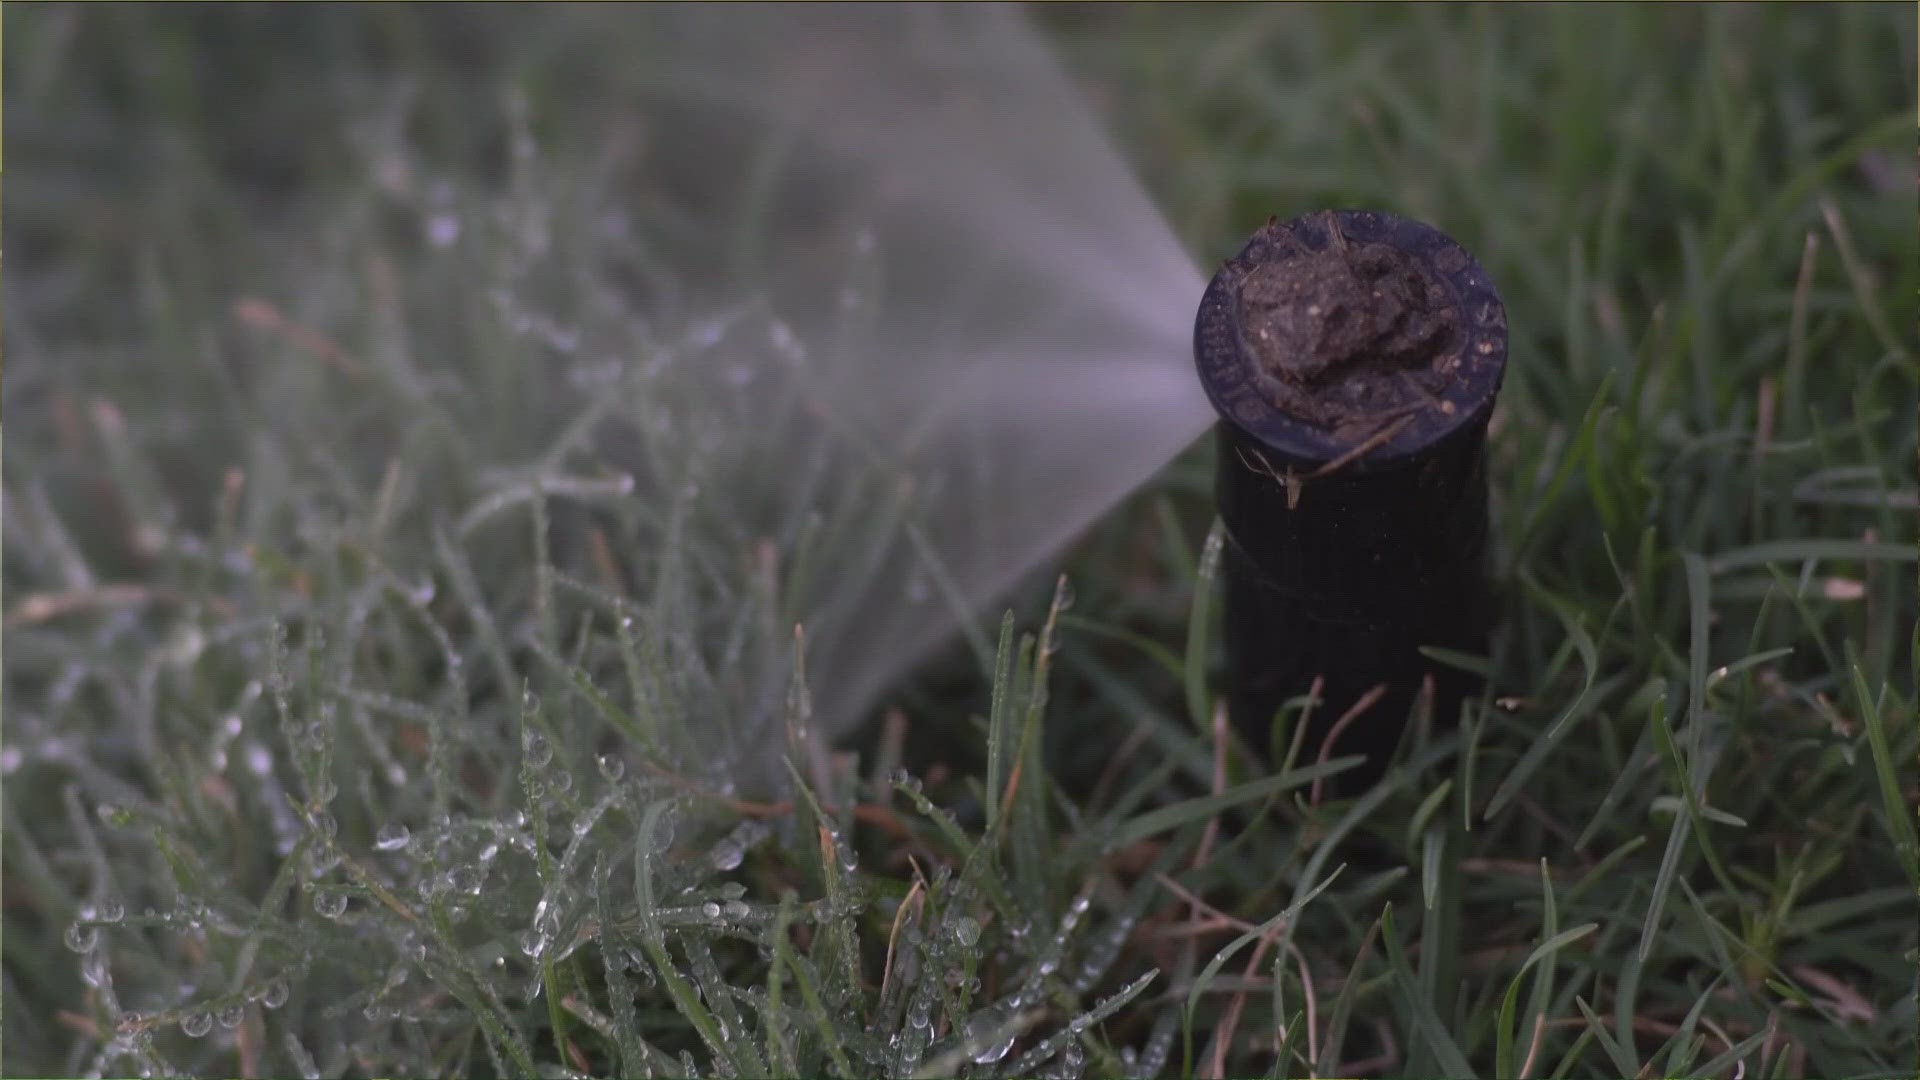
[4,3,1917,1077]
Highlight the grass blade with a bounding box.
[774,910,854,1078]
[1110,757,1359,848]
[1650,692,1740,895]
[1853,661,1920,894]
[1380,903,1476,1078]
[1574,994,1643,1079]
[985,609,1017,831]
[1185,867,1344,1071]
[1186,518,1225,735]
[1487,576,1610,819]
[1706,539,1914,573]
[594,856,649,1078]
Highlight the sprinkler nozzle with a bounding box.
[1194,210,1508,795]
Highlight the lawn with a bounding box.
[4,4,1916,1078]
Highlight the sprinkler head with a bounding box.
[1195,210,1508,796]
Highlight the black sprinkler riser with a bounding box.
[1194,210,1508,795]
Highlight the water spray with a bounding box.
[1194,210,1508,794]
[619,5,1211,740]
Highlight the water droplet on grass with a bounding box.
[245,745,273,776]
[448,865,484,894]
[427,213,462,248]
[709,840,744,872]
[769,321,801,359]
[259,979,290,1009]
[522,730,552,767]
[180,1012,213,1038]
[80,953,108,987]
[375,823,411,851]
[313,890,347,919]
[65,923,99,953]
[967,1011,1016,1064]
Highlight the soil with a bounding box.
[1232,215,1464,436]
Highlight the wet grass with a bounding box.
[4,3,1916,1077]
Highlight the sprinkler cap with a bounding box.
[1194,210,1507,473]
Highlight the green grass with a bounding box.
[5,4,1916,1078]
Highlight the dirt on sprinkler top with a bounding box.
[1233,215,1464,439]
